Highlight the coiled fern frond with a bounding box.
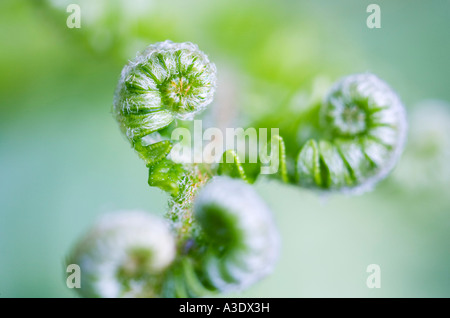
[297,73,407,193]
[219,74,407,194]
[160,176,279,297]
[113,40,216,166]
[67,211,176,298]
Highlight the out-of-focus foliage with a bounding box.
[392,100,450,193]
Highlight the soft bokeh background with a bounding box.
[1,0,449,297]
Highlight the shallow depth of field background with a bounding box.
[1,0,449,297]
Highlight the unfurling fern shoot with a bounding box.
[113,41,217,166]
[220,73,407,194]
[296,73,407,193]
[160,177,280,297]
[67,211,176,298]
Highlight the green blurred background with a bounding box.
[1,0,449,297]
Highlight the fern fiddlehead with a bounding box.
[193,177,279,292]
[220,73,407,194]
[67,211,176,298]
[161,176,280,297]
[298,73,407,192]
[68,41,408,298]
[113,40,217,166]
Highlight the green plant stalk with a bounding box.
[164,163,212,247]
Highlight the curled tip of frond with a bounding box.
[193,176,280,292]
[297,73,407,194]
[67,211,176,298]
[113,41,217,165]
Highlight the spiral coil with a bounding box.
[219,73,407,194]
[67,211,176,298]
[113,41,217,165]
